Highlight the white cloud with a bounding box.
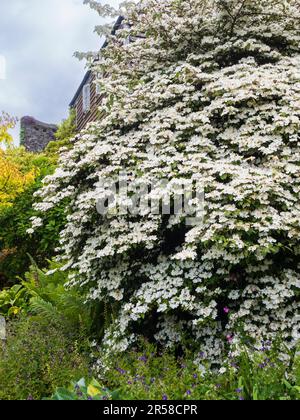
[0,0,119,143]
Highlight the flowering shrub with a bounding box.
[31,0,300,362]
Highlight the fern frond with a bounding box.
[29,297,61,323]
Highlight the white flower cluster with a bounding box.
[31,0,300,361]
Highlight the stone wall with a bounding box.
[0,316,6,341]
[20,116,58,152]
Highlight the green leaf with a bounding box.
[54,388,76,401]
[111,389,123,400]
[252,385,259,401]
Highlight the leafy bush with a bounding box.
[0,109,74,284]
[0,260,93,334]
[0,152,35,210]
[0,284,28,317]
[0,149,63,285]
[22,260,94,332]
[0,316,89,400]
[46,109,76,158]
[0,146,54,212]
[0,259,94,400]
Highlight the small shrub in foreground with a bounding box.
[0,316,89,400]
[91,342,300,401]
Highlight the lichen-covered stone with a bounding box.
[20,116,57,153]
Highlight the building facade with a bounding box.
[69,16,124,131]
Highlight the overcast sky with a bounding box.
[0,0,117,142]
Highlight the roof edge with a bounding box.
[69,16,125,107]
[69,70,92,107]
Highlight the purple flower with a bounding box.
[139,355,147,363]
[235,388,243,394]
[128,381,133,385]
[226,334,234,343]
[87,396,93,401]
[193,373,198,379]
[116,367,126,375]
[239,396,245,401]
[199,352,205,359]
[259,363,267,369]
[223,307,230,314]
[216,384,222,389]
[231,362,239,369]
[162,394,168,400]
[186,390,192,396]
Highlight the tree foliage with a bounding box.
[0,116,62,284]
[0,112,16,146]
[46,109,76,157]
[0,114,36,209]
[0,150,36,209]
